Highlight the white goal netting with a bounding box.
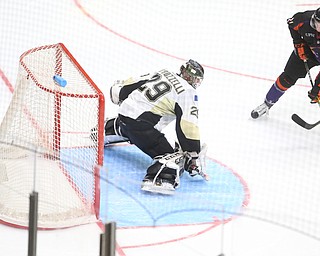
[0,43,105,229]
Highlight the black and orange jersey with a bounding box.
[287,10,320,62]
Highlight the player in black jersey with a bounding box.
[252,8,320,119]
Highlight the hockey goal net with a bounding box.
[0,43,105,229]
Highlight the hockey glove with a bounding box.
[294,43,309,61]
[184,152,209,180]
[187,163,202,177]
[308,88,320,104]
[185,152,199,175]
[110,80,124,105]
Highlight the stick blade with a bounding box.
[291,114,318,130]
[291,114,308,128]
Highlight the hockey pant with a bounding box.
[266,51,320,105]
[118,114,174,159]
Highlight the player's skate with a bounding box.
[141,152,184,195]
[251,101,272,119]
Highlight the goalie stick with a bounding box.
[291,113,320,130]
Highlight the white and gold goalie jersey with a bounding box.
[118,69,200,153]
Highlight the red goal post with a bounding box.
[0,43,105,229]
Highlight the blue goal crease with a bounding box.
[99,145,248,227]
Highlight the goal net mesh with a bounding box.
[0,43,105,229]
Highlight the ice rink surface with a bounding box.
[1,0,320,255]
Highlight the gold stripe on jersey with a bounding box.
[180,119,200,140]
[123,77,135,85]
[151,98,175,116]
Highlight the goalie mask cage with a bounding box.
[0,43,105,229]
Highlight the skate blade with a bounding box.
[141,181,175,195]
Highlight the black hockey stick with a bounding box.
[292,61,320,129]
[291,113,320,130]
[304,60,315,87]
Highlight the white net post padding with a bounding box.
[0,43,105,229]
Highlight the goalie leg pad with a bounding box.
[141,152,185,195]
[104,117,129,145]
[90,117,129,145]
[105,117,124,136]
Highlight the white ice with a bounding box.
[1,0,320,255]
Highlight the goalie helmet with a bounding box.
[180,59,204,89]
[311,8,320,32]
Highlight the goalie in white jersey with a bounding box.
[96,59,206,194]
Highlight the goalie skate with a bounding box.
[141,177,177,195]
